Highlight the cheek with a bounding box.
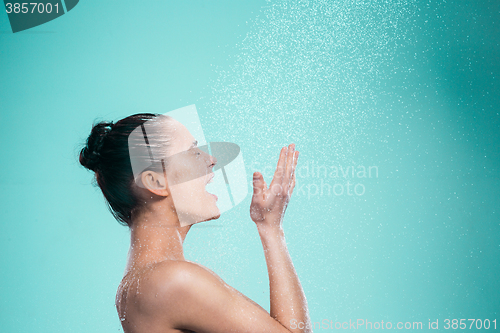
[167,159,206,186]
[166,164,188,187]
[169,178,206,209]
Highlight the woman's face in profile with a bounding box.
[163,119,220,226]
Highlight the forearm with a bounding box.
[258,224,311,333]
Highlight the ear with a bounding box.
[140,170,170,197]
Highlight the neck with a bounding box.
[124,199,191,274]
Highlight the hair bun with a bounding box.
[80,121,114,172]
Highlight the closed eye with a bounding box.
[191,147,202,156]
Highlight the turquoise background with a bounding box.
[0,0,498,332]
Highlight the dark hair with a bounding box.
[79,113,160,227]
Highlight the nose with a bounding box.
[209,154,217,168]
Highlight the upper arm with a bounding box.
[149,261,293,333]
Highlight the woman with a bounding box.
[79,113,312,333]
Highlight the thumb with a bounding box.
[252,172,266,196]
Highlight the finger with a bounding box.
[288,151,298,196]
[290,150,298,185]
[289,175,296,197]
[269,146,287,194]
[252,172,266,198]
[282,144,295,192]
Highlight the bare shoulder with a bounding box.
[115,261,224,332]
[120,260,289,333]
[146,260,225,295]
[136,260,230,314]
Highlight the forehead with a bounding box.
[164,118,195,155]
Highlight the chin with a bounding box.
[199,213,221,223]
[203,204,221,222]
[212,208,221,220]
[188,203,221,225]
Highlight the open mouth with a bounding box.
[205,173,218,201]
[206,173,214,184]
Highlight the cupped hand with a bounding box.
[250,144,299,230]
